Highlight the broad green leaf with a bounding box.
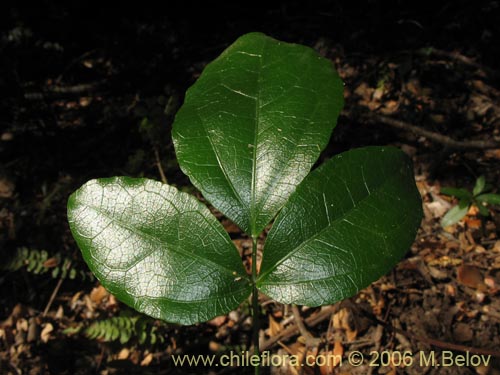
[440,187,472,200]
[476,193,500,205]
[172,32,343,236]
[475,201,490,216]
[257,146,422,306]
[441,200,470,227]
[67,177,251,325]
[473,175,486,196]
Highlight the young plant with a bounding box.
[67,32,422,369]
[441,175,500,227]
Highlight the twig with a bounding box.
[345,110,500,150]
[292,305,321,375]
[417,47,500,80]
[43,260,71,317]
[291,305,314,341]
[47,82,103,94]
[261,304,340,351]
[96,346,105,371]
[24,81,104,100]
[154,147,168,184]
[43,277,64,317]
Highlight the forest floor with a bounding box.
[1,3,500,375]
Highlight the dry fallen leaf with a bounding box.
[40,323,53,343]
[0,178,15,198]
[484,276,496,289]
[90,285,109,305]
[266,314,282,337]
[333,308,357,342]
[55,305,64,320]
[475,291,486,303]
[333,340,343,363]
[278,341,306,374]
[379,100,399,114]
[141,352,153,366]
[209,341,221,352]
[372,87,384,101]
[428,266,448,280]
[475,245,486,253]
[493,241,500,252]
[27,317,38,343]
[464,218,482,229]
[445,284,456,297]
[425,200,451,218]
[79,97,91,107]
[458,232,475,252]
[354,82,373,100]
[207,315,226,327]
[83,295,94,313]
[319,341,344,374]
[118,348,130,360]
[16,319,28,332]
[107,294,118,309]
[453,322,473,342]
[457,265,484,289]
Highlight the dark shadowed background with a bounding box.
[1,1,500,374]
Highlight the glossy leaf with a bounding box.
[441,200,470,227]
[476,193,500,205]
[440,187,472,200]
[67,177,251,325]
[257,146,422,306]
[473,175,486,196]
[172,32,344,236]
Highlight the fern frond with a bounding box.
[82,315,165,345]
[2,247,94,281]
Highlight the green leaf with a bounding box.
[440,200,470,227]
[476,193,500,205]
[67,177,251,325]
[473,175,486,196]
[172,32,343,236]
[257,146,422,306]
[475,201,490,217]
[440,187,472,200]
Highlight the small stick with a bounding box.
[154,147,168,184]
[43,277,64,317]
[292,305,320,375]
[292,305,314,341]
[344,110,500,150]
[43,261,71,317]
[417,47,499,80]
[261,304,340,351]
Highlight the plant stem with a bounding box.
[251,235,260,375]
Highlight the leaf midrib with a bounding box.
[81,202,242,278]
[249,39,265,236]
[257,172,399,283]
